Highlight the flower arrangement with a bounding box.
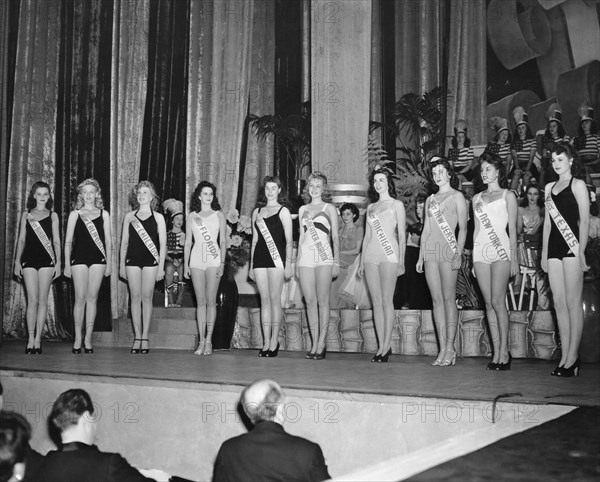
[225,209,252,273]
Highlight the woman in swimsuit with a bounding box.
[359,166,405,363]
[472,153,519,371]
[249,176,293,357]
[184,181,226,356]
[120,181,166,354]
[64,179,111,354]
[417,158,467,367]
[542,142,589,377]
[14,181,61,354]
[297,172,339,360]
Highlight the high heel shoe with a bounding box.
[25,347,34,355]
[371,353,381,362]
[203,340,212,355]
[440,350,457,367]
[258,348,268,357]
[130,339,141,354]
[194,340,205,356]
[34,343,42,355]
[556,358,580,377]
[84,347,94,354]
[550,364,564,376]
[377,348,392,363]
[431,352,445,366]
[306,351,316,359]
[266,343,280,358]
[140,339,150,354]
[486,361,497,370]
[72,346,82,354]
[496,352,512,371]
[313,346,326,360]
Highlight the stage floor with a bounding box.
[1,341,598,407]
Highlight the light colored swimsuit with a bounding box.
[298,205,333,268]
[189,211,221,269]
[422,194,458,264]
[363,200,400,265]
[473,190,511,264]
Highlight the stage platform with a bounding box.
[1,342,598,481]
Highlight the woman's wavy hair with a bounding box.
[578,119,598,137]
[549,141,583,179]
[519,183,544,208]
[301,171,332,204]
[492,130,513,145]
[26,181,53,210]
[451,133,471,149]
[367,166,397,202]
[256,176,290,208]
[191,181,221,212]
[74,178,104,210]
[513,124,534,141]
[478,152,509,189]
[340,202,360,223]
[544,120,566,140]
[428,157,460,192]
[129,180,160,210]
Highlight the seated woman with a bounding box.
[572,103,599,185]
[447,119,475,186]
[162,199,186,307]
[509,107,538,192]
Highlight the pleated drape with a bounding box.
[3,0,64,338]
[54,0,113,333]
[110,0,150,319]
[139,0,189,205]
[240,0,275,216]
[445,0,487,145]
[186,0,255,213]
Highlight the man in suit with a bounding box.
[213,379,330,482]
[38,388,169,482]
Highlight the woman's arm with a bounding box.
[103,210,112,276]
[63,211,78,278]
[359,209,372,277]
[455,192,468,254]
[183,213,194,279]
[280,207,294,279]
[120,212,132,279]
[13,212,28,277]
[506,190,519,277]
[155,213,167,281]
[328,203,340,278]
[541,185,552,273]
[416,198,431,272]
[395,200,406,276]
[217,211,227,278]
[573,179,590,271]
[50,212,62,279]
[249,208,258,280]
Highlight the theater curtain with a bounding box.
[186,0,255,213]
[3,0,64,338]
[445,0,487,145]
[110,0,150,318]
[139,0,189,205]
[240,0,275,216]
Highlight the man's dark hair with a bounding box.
[0,411,31,482]
[241,381,284,425]
[49,389,94,433]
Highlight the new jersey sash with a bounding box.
[429,196,458,255]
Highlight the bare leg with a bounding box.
[490,261,511,364]
[562,258,584,367]
[126,267,143,349]
[34,267,54,347]
[254,268,272,351]
[83,264,106,348]
[365,263,384,356]
[204,267,221,346]
[314,265,333,352]
[71,265,90,348]
[474,262,499,364]
[378,263,397,353]
[191,268,207,348]
[22,268,39,349]
[140,267,158,350]
[425,262,446,363]
[267,269,285,349]
[299,267,318,354]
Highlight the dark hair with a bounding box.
[241,381,284,425]
[493,130,512,145]
[167,212,185,232]
[589,188,598,217]
[578,119,598,137]
[520,183,544,208]
[191,181,221,212]
[478,152,508,188]
[513,124,534,141]
[544,121,566,140]
[301,172,332,204]
[49,389,94,433]
[129,181,160,210]
[0,411,31,482]
[26,181,53,210]
[415,193,428,205]
[451,133,471,148]
[428,157,460,192]
[256,176,289,208]
[549,141,583,179]
[367,168,397,202]
[340,203,359,223]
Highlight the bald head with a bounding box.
[240,379,285,425]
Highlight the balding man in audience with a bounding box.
[213,379,330,482]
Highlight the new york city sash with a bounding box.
[368,208,398,263]
[194,214,220,261]
[79,212,106,260]
[545,187,579,255]
[303,215,333,263]
[473,194,510,262]
[429,196,458,255]
[27,214,56,265]
[130,216,159,264]
[256,217,284,269]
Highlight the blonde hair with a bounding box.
[129,180,160,210]
[301,171,332,203]
[74,178,104,210]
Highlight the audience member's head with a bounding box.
[0,411,31,482]
[48,389,96,445]
[240,380,285,426]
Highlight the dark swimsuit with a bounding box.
[253,207,286,269]
[71,211,107,266]
[21,213,56,270]
[125,211,160,268]
[548,178,579,260]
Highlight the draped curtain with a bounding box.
[445,0,487,145]
[3,0,64,338]
[186,0,255,213]
[139,0,189,205]
[53,0,114,334]
[110,0,150,318]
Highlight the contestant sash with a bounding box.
[429,196,458,255]
[473,194,510,262]
[545,186,579,255]
[256,217,284,269]
[27,214,56,265]
[131,216,159,264]
[194,214,220,261]
[79,212,106,260]
[303,215,333,263]
[368,208,397,263]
